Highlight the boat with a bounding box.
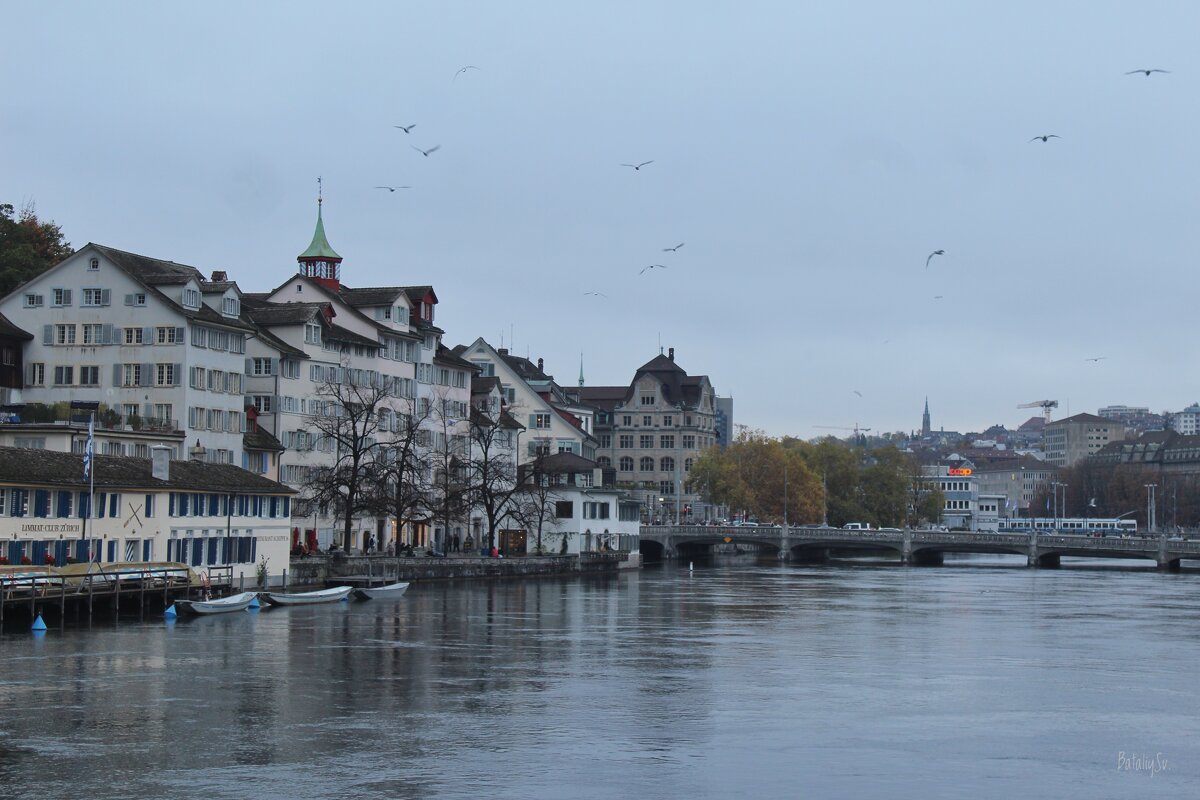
[173,591,257,616]
[258,586,353,606]
[351,582,410,601]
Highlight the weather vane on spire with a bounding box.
[317,176,323,206]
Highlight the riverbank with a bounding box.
[279,551,641,590]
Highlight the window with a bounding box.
[79,366,100,386]
[640,394,654,405]
[251,395,274,413]
[622,415,632,426]
[222,297,239,316]
[27,363,45,386]
[131,293,147,306]
[641,416,651,427]
[600,434,612,448]
[683,434,696,449]
[659,481,675,495]
[660,435,675,449]
[82,288,107,306]
[281,359,300,379]
[686,415,693,426]
[125,327,144,345]
[23,293,43,308]
[661,456,675,472]
[663,415,674,427]
[53,366,74,385]
[122,364,142,387]
[534,413,552,429]
[555,501,574,519]
[153,404,172,423]
[156,327,180,344]
[183,288,201,309]
[639,434,653,448]
[305,323,322,344]
[55,324,76,345]
[684,458,693,472]
[619,456,634,471]
[156,363,178,386]
[639,456,654,471]
[251,358,274,376]
[52,288,72,307]
[88,257,99,270]
[82,324,104,345]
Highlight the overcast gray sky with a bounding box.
[6,2,1198,438]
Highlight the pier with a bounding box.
[640,525,1200,569]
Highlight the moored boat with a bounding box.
[258,586,353,606]
[351,582,409,601]
[174,591,257,616]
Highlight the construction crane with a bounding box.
[1018,399,1059,424]
[814,424,872,437]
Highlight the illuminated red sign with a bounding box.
[948,468,972,476]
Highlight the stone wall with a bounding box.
[281,552,634,589]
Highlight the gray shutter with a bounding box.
[112,364,122,385]
[245,358,253,375]
[101,289,111,306]
[143,403,153,419]
[42,325,52,345]
[173,363,182,386]
[102,324,115,344]
[529,414,536,428]
[141,363,153,387]
[270,358,279,375]
[175,327,185,343]
[142,326,153,343]
[61,289,71,305]
[124,294,134,306]
[25,364,34,385]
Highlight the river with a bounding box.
[0,556,1196,799]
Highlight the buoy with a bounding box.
[31,614,47,632]
[164,604,177,618]
[248,595,260,609]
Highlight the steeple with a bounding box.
[579,353,585,387]
[922,397,931,437]
[297,177,343,290]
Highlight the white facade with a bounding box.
[1170,404,1200,435]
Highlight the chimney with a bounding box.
[189,439,207,462]
[498,348,508,356]
[668,347,674,361]
[151,445,171,481]
[537,357,544,373]
[211,270,228,282]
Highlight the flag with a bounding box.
[82,414,94,479]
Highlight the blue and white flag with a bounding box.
[82,414,94,478]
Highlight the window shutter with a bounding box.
[102,324,115,344]
[173,363,182,386]
[270,358,279,375]
[142,326,154,343]
[529,414,536,428]
[124,294,134,306]
[143,403,154,419]
[101,289,111,306]
[175,327,185,342]
[42,325,52,345]
[61,289,72,305]
[24,364,34,385]
[112,364,122,385]
[141,363,153,387]
[245,358,253,375]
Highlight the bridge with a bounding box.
[639,525,1200,569]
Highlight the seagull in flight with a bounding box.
[412,144,441,157]
[393,124,417,133]
[926,250,944,269]
[1029,134,1061,143]
[639,264,668,275]
[454,65,480,80]
[662,242,685,252]
[933,295,944,300]
[374,185,411,192]
[1085,356,1108,362]
[621,161,654,171]
[584,291,608,297]
[852,390,862,397]
[1126,69,1169,77]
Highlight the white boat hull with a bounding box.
[259,586,353,606]
[351,582,410,601]
[174,592,257,616]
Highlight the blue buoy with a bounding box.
[164,604,177,618]
[31,614,47,632]
[248,595,260,609]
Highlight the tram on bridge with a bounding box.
[996,517,1137,535]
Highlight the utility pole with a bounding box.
[1050,481,1061,529]
[783,462,789,529]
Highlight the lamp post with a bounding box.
[1050,481,1062,529]
[1144,483,1157,533]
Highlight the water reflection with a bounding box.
[0,562,1196,798]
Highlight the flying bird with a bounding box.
[662,242,685,252]
[933,295,944,300]
[454,65,480,80]
[621,161,654,171]
[374,186,411,192]
[1029,134,1061,142]
[1085,356,1108,362]
[639,264,668,275]
[411,145,441,157]
[852,390,862,397]
[926,250,944,269]
[584,291,608,297]
[393,124,417,133]
[1126,69,1169,77]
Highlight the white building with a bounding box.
[0,244,252,464]
[1169,403,1200,435]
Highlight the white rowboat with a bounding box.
[258,586,353,606]
[174,592,257,616]
[351,582,410,601]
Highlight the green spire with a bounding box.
[299,200,341,261]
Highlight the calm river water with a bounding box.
[1,556,1197,799]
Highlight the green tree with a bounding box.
[688,427,823,523]
[0,202,74,296]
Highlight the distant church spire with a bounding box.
[298,177,343,290]
[922,397,931,437]
[579,353,585,387]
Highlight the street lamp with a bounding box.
[1144,483,1158,534]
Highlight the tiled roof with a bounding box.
[245,303,326,326]
[435,343,476,370]
[0,311,33,340]
[244,426,285,453]
[0,446,293,493]
[339,287,406,306]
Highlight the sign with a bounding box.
[948,468,973,476]
[723,536,732,543]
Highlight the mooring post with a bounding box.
[282,569,287,590]
[1,577,6,626]
[87,572,94,618]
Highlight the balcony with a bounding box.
[0,403,182,434]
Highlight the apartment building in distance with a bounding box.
[1043,413,1127,468]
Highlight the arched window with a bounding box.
[660,456,675,472]
[619,456,634,472]
[639,456,654,472]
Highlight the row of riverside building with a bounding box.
[0,200,732,576]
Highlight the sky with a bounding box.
[5,2,1199,439]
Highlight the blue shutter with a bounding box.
[107,540,117,563]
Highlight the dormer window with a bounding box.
[221,297,240,317]
[304,323,322,345]
[183,288,201,309]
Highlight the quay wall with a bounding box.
[284,552,634,589]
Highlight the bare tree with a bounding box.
[509,452,563,555]
[461,404,526,550]
[301,363,394,552]
[362,390,434,548]
[427,390,470,552]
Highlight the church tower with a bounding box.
[297,179,343,291]
[921,397,931,437]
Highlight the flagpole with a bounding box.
[81,413,95,560]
